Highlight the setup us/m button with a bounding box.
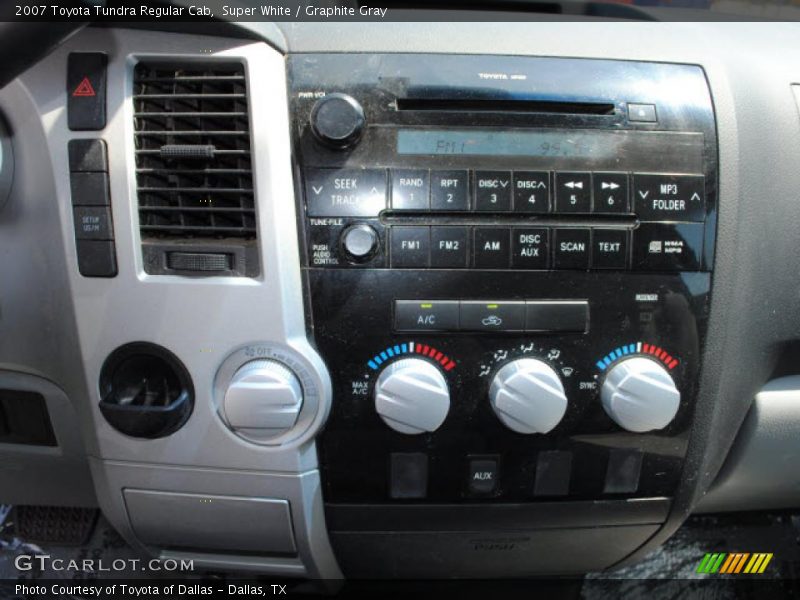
[394,300,459,332]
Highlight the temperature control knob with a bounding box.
[489,358,568,434]
[310,93,365,149]
[223,360,303,438]
[374,358,450,434]
[601,357,680,432]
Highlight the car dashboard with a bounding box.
[0,20,800,584]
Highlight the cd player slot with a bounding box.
[395,98,616,116]
[381,211,637,228]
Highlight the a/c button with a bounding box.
[395,300,459,332]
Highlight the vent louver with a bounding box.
[133,62,258,276]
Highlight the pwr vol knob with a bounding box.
[374,358,450,434]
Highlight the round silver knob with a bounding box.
[341,224,378,261]
[374,358,450,434]
[601,356,680,432]
[489,358,568,434]
[222,359,303,438]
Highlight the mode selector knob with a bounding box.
[489,358,568,434]
[222,359,303,438]
[374,358,450,434]
[601,357,680,432]
[310,93,365,149]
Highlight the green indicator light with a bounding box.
[487,304,499,309]
[420,303,433,309]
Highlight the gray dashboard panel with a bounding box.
[697,376,800,513]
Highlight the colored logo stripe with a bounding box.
[697,552,773,574]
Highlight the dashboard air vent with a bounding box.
[133,62,258,276]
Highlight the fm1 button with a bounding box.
[468,458,499,496]
[395,300,459,332]
[391,226,430,268]
[341,224,378,262]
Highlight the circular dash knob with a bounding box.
[601,356,680,432]
[489,358,568,434]
[341,224,378,261]
[310,93,365,149]
[223,360,303,438]
[374,358,450,434]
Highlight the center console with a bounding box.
[289,54,717,576]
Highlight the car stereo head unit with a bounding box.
[288,53,717,577]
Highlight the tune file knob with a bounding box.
[374,358,450,434]
[309,93,365,149]
[489,358,568,434]
[600,356,680,432]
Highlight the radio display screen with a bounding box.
[398,128,627,158]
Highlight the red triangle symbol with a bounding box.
[72,77,96,97]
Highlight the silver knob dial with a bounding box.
[489,358,568,434]
[374,358,450,434]
[601,356,680,432]
[222,359,303,438]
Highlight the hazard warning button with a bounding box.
[67,53,107,131]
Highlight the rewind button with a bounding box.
[555,172,591,213]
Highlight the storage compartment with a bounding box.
[0,389,57,446]
[123,489,297,555]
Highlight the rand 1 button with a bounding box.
[431,226,469,268]
[305,168,387,217]
[592,172,629,213]
[633,174,705,222]
[430,170,469,211]
[512,228,549,269]
[391,168,430,210]
[390,226,430,268]
[592,229,629,270]
[474,227,511,269]
[459,301,525,332]
[395,300,459,332]
[554,172,592,213]
[633,223,704,271]
[525,301,589,333]
[513,171,550,213]
[553,229,591,270]
[474,171,512,211]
